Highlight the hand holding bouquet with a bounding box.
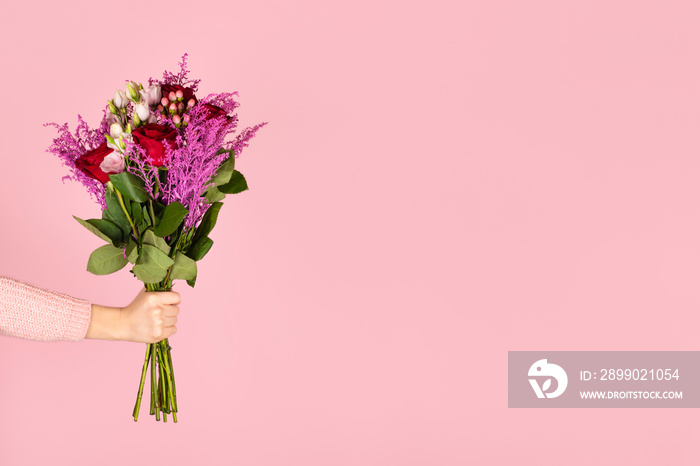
[47,55,266,422]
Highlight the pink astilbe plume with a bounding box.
[201,91,267,157]
[148,55,267,229]
[150,53,201,92]
[125,144,159,199]
[202,92,240,115]
[226,121,267,157]
[156,99,266,229]
[45,112,110,209]
[159,105,233,229]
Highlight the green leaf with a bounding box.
[169,252,197,280]
[167,222,185,248]
[132,202,143,228]
[103,190,131,237]
[88,219,123,246]
[153,202,188,237]
[142,229,171,255]
[186,236,214,261]
[135,244,174,282]
[73,216,122,246]
[124,197,133,217]
[87,244,128,275]
[211,151,236,186]
[218,170,248,194]
[125,239,139,264]
[132,263,167,283]
[142,205,152,228]
[186,275,197,288]
[204,185,226,203]
[152,201,166,226]
[192,202,222,245]
[109,172,150,202]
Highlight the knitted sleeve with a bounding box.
[0,276,92,342]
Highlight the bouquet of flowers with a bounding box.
[46,55,266,422]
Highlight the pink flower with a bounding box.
[106,112,120,126]
[99,150,125,175]
[140,85,162,106]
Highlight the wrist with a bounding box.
[85,304,126,341]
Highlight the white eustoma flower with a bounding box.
[113,90,129,108]
[140,85,162,106]
[106,138,121,152]
[110,122,124,138]
[134,102,150,121]
[126,81,141,101]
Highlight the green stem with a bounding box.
[159,340,177,420]
[114,188,138,239]
[149,350,155,415]
[152,342,159,421]
[132,343,152,421]
[158,344,167,422]
[154,172,160,200]
[165,338,178,414]
[140,252,185,422]
[158,342,172,419]
[149,200,156,230]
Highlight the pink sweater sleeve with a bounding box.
[0,276,92,342]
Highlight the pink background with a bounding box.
[1,0,699,464]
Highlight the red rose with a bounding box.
[132,123,178,167]
[75,142,114,184]
[161,84,197,105]
[202,103,229,121]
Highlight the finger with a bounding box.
[162,315,178,326]
[161,304,180,317]
[157,291,181,305]
[161,325,177,339]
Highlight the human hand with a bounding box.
[119,288,181,343]
[85,287,181,343]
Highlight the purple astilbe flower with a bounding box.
[201,91,267,158]
[125,143,159,199]
[202,92,240,116]
[138,56,267,230]
[226,121,267,158]
[150,53,201,92]
[159,105,232,229]
[45,111,110,209]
